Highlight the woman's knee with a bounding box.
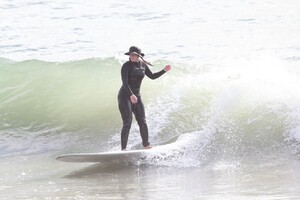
[137,117,147,127]
[122,117,132,128]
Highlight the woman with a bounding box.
[118,46,171,150]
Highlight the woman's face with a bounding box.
[129,53,139,62]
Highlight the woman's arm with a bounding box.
[121,63,133,96]
[145,64,171,79]
[121,63,138,104]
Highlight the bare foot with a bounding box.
[144,145,153,149]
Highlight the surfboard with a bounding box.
[56,134,181,163]
[56,149,150,163]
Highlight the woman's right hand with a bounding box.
[130,94,138,104]
[164,64,172,72]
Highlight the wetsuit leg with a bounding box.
[118,95,132,150]
[133,97,150,147]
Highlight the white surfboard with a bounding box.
[56,134,181,163]
[56,149,150,163]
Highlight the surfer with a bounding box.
[118,46,171,150]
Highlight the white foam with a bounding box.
[136,130,214,168]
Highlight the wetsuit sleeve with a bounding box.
[145,65,166,80]
[121,63,133,96]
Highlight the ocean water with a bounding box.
[1,0,300,199]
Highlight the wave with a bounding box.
[0,57,300,166]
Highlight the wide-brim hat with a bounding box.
[124,46,145,57]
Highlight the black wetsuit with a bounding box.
[118,60,166,150]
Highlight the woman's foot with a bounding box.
[144,145,153,149]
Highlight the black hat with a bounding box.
[124,46,145,57]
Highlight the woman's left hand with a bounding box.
[164,64,172,72]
